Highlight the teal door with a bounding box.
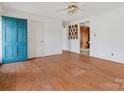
[2,16,27,63]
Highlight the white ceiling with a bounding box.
[1,2,124,23]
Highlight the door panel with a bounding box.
[18,46,26,56]
[18,28,25,42]
[2,16,27,63]
[5,46,14,58]
[28,20,44,58]
[5,27,15,42]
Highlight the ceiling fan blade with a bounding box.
[56,8,68,12]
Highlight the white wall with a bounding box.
[64,24,80,54]
[66,6,124,64]
[1,9,62,59]
[44,19,62,56]
[90,7,124,63]
[69,35,80,53]
[62,26,69,50]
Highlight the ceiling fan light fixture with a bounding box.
[56,2,80,15]
[67,2,79,15]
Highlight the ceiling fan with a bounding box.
[56,2,82,15]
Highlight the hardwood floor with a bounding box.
[0,51,124,90]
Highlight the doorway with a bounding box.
[80,21,90,56]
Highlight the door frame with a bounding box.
[80,21,90,56]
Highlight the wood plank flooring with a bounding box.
[0,51,124,90]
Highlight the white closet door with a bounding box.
[28,20,45,58]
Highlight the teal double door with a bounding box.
[2,16,27,63]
